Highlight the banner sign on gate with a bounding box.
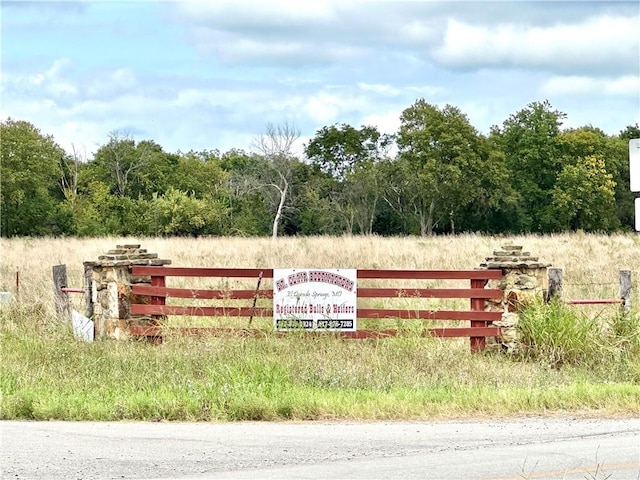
[273,268,357,331]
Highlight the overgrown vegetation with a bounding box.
[2,102,638,237]
[1,300,639,421]
[516,300,640,374]
[1,235,638,421]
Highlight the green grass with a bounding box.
[1,301,639,421]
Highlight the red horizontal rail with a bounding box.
[132,305,270,317]
[131,285,502,301]
[131,304,502,322]
[357,269,502,280]
[129,325,502,339]
[132,266,272,278]
[60,287,85,294]
[132,285,273,299]
[567,299,623,305]
[358,308,501,321]
[357,287,502,299]
[131,266,503,281]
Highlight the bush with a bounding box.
[517,299,602,368]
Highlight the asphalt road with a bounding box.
[1,418,639,479]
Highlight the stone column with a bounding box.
[83,245,171,340]
[478,245,551,352]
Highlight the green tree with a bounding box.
[548,155,617,231]
[92,130,151,197]
[557,126,628,230]
[221,149,277,236]
[618,123,640,141]
[456,136,520,233]
[494,100,566,232]
[0,118,71,236]
[305,124,393,234]
[305,124,393,180]
[155,187,228,236]
[128,141,180,199]
[396,100,487,235]
[172,150,228,198]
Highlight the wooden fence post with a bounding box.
[469,278,486,353]
[84,263,94,319]
[620,269,632,313]
[52,264,71,320]
[547,268,563,303]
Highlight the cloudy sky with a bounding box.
[1,0,639,159]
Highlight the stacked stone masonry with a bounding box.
[84,245,171,339]
[478,245,551,352]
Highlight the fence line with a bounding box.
[547,268,632,313]
[129,266,504,352]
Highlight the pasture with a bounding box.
[1,233,639,421]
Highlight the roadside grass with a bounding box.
[2,298,639,421]
[1,234,639,421]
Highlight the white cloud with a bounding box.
[431,14,639,75]
[361,109,402,135]
[541,75,640,97]
[305,94,342,125]
[358,83,401,96]
[3,1,638,159]
[22,58,78,96]
[176,0,336,25]
[86,68,137,98]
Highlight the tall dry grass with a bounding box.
[1,233,640,421]
[1,233,638,315]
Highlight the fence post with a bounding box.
[620,270,632,313]
[479,245,552,352]
[84,245,171,340]
[470,278,487,353]
[83,263,94,319]
[547,268,564,303]
[52,264,71,320]
[148,272,166,344]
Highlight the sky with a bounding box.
[1,0,639,160]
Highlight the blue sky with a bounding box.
[1,0,639,159]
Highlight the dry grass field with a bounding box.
[1,233,638,314]
[1,233,639,421]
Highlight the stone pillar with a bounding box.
[478,245,551,352]
[83,245,171,340]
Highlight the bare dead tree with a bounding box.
[60,144,85,202]
[101,130,151,197]
[250,121,300,239]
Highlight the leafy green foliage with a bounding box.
[305,123,392,179]
[548,155,617,231]
[494,100,567,232]
[155,188,228,236]
[397,100,493,234]
[2,106,637,237]
[0,119,70,236]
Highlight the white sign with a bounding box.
[72,310,94,342]
[630,139,640,192]
[273,269,357,331]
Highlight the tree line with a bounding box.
[1,99,638,237]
